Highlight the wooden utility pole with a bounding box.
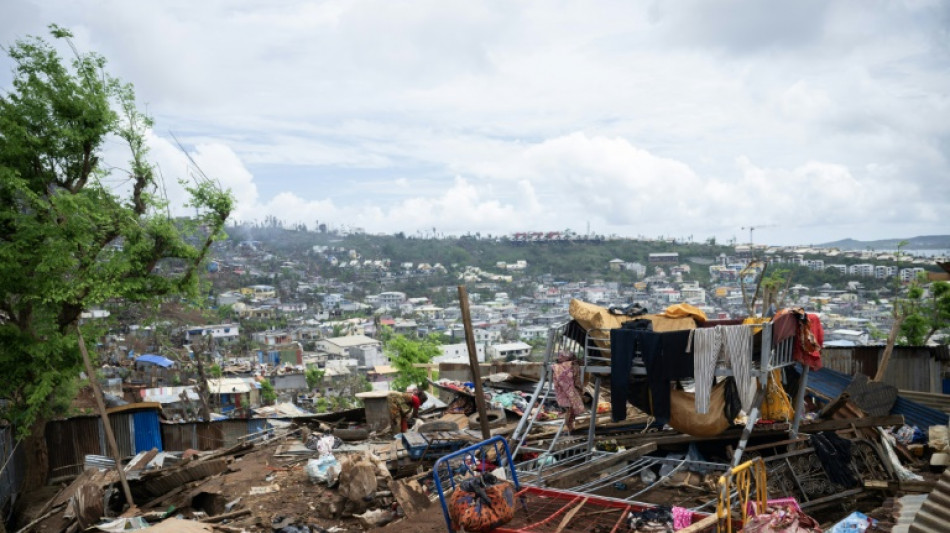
[874,314,905,382]
[76,328,135,508]
[458,285,492,440]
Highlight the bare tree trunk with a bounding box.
[193,335,213,421]
[874,314,906,382]
[21,417,48,492]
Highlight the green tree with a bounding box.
[305,367,325,390]
[259,379,277,404]
[899,280,950,345]
[208,363,223,379]
[0,27,232,488]
[385,334,440,390]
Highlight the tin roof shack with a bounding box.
[256,342,303,367]
[130,354,178,387]
[270,372,308,396]
[367,365,399,391]
[45,403,163,483]
[207,378,259,418]
[822,345,948,393]
[141,386,200,421]
[316,334,385,367]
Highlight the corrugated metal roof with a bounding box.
[208,378,252,394]
[220,420,248,448]
[809,368,950,428]
[110,413,135,459]
[196,422,224,450]
[46,418,103,482]
[133,411,163,453]
[910,467,950,533]
[161,423,195,451]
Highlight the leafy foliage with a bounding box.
[0,27,232,435]
[385,334,440,391]
[899,280,950,345]
[305,367,325,390]
[259,379,277,404]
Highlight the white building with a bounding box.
[316,335,385,367]
[185,323,240,344]
[900,267,925,282]
[435,343,486,363]
[377,291,407,308]
[679,284,706,305]
[875,265,897,279]
[486,342,532,361]
[848,264,874,277]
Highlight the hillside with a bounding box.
[819,235,950,251]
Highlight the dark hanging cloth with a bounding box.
[722,376,742,422]
[610,320,654,422]
[563,320,588,347]
[809,432,858,488]
[611,324,693,424]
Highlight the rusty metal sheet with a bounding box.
[161,424,189,451]
[219,420,248,448]
[46,417,103,482]
[196,422,223,450]
[910,467,950,533]
[139,458,227,498]
[109,412,135,458]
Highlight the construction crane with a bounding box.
[740,224,777,245]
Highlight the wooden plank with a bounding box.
[553,497,588,533]
[676,513,719,533]
[606,414,905,448]
[389,478,433,519]
[819,393,851,419]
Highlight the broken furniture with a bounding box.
[511,316,810,487]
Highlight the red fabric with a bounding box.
[410,394,422,409]
[772,309,824,371]
[795,314,823,371]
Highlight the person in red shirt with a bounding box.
[388,385,428,433]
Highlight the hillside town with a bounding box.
[76,230,946,409]
[4,6,950,533]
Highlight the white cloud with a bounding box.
[2,1,948,244]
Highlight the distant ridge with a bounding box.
[817,235,950,251]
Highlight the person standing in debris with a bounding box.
[388,385,428,433]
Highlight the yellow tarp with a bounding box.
[569,299,697,334]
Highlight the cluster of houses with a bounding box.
[86,235,947,424]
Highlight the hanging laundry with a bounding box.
[610,322,656,422]
[692,327,720,414]
[552,351,585,431]
[722,324,756,413]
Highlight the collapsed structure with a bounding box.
[12,299,950,532]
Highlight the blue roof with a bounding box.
[135,354,175,368]
[808,368,950,429]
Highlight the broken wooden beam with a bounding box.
[199,508,252,523]
[389,478,433,519]
[819,392,851,419]
[606,414,904,448]
[676,513,719,533]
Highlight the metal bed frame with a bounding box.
[510,319,812,489]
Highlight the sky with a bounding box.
[2,1,949,246]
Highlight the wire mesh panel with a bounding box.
[432,436,520,533]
